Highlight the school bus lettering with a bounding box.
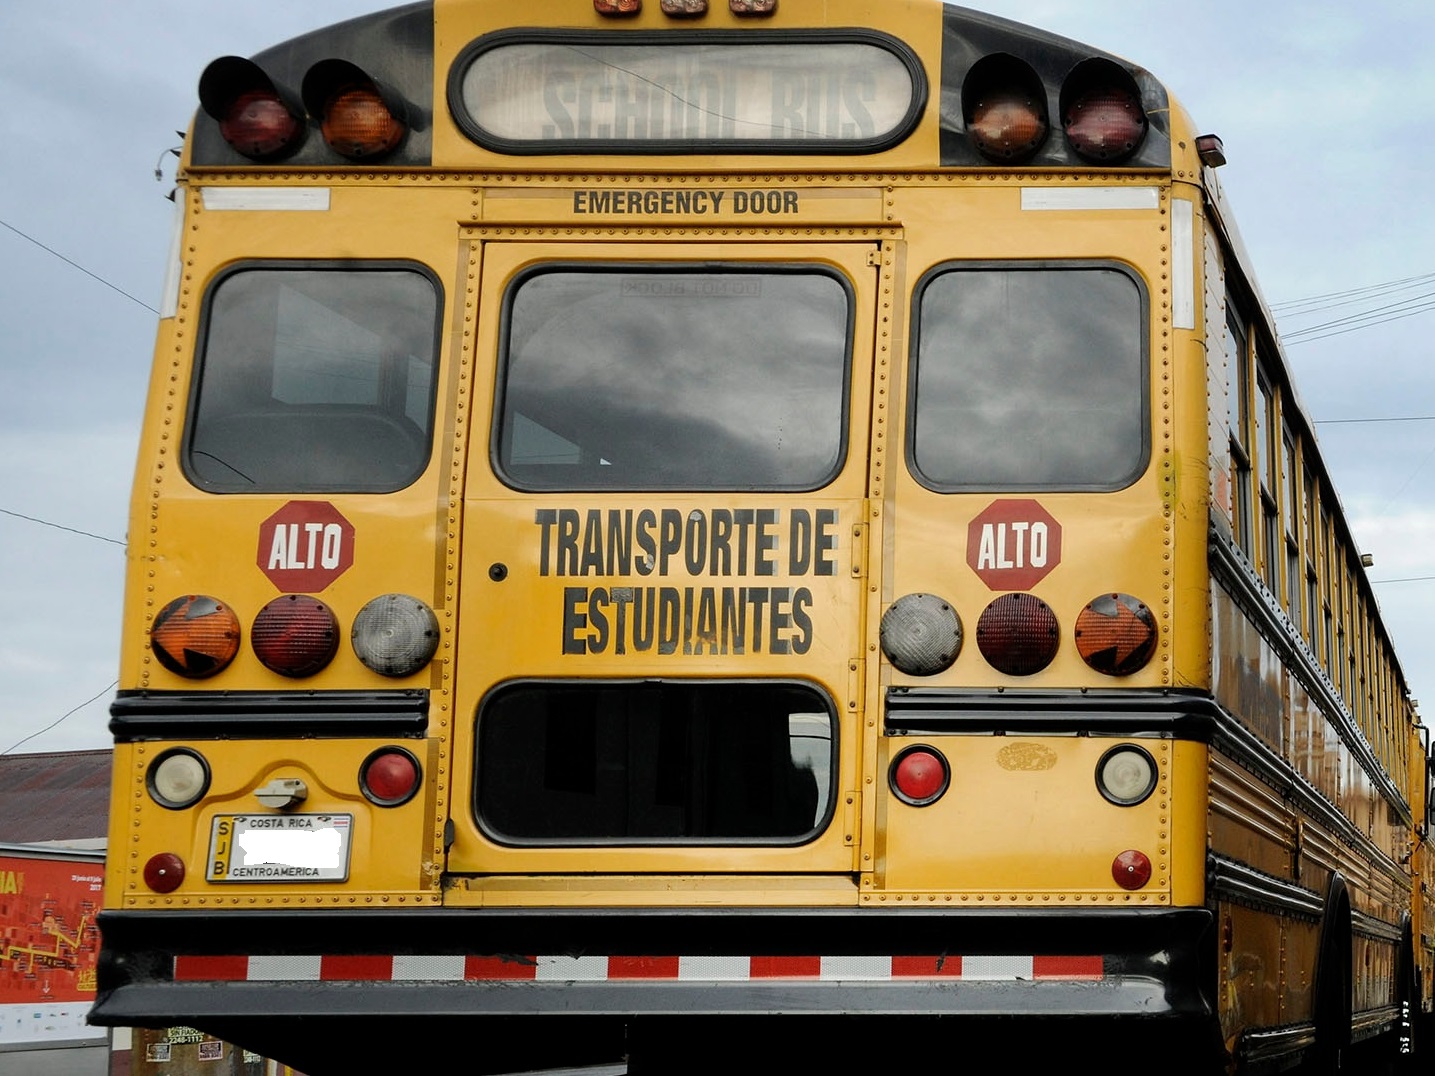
[572,188,799,216]
[562,584,814,656]
[534,507,838,579]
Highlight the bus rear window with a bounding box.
[908,264,1148,491]
[494,266,851,491]
[476,681,835,844]
[185,265,441,493]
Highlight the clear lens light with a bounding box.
[352,594,440,677]
[151,752,208,808]
[1098,746,1156,805]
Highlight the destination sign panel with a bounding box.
[450,34,922,151]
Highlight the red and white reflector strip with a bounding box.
[175,953,1104,983]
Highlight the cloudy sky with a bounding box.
[2,0,1432,755]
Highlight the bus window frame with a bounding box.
[489,258,857,494]
[903,258,1152,494]
[181,258,445,495]
[471,676,841,848]
[446,27,928,156]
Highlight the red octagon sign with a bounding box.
[257,501,355,592]
[966,498,1062,591]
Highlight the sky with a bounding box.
[1,1,1433,756]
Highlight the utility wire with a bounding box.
[1,680,117,756]
[0,507,125,547]
[0,216,158,315]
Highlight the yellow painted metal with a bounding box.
[112,737,443,908]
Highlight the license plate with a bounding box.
[207,814,352,882]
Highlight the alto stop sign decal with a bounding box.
[966,499,1062,590]
[257,501,355,592]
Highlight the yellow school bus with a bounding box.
[90,1,1432,1072]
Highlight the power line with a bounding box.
[1315,416,1435,425]
[0,507,125,547]
[1,680,117,756]
[0,216,158,315]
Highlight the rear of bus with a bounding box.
[92,1,1222,1070]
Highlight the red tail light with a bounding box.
[360,747,422,806]
[144,853,186,894]
[890,746,950,806]
[976,593,1059,676]
[1112,849,1152,890]
[150,595,241,678]
[199,57,304,160]
[1061,60,1148,163]
[302,60,406,161]
[252,595,339,677]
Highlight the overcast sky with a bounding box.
[2,1,1433,755]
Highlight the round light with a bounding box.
[969,89,1048,161]
[1062,76,1147,163]
[143,853,186,894]
[976,593,1059,676]
[147,749,211,810]
[321,86,405,159]
[360,747,422,806]
[1096,744,1158,806]
[890,746,950,806]
[1076,593,1157,676]
[220,91,302,158]
[150,595,241,678]
[252,595,339,678]
[881,594,962,676]
[1112,849,1152,890]
[352,594,440,677]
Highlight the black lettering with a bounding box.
[557,509,580,576]
[611,587,632,655]
[734,190,749,212]
[633,587,656,650]
[815,508,838,576]
[635,509,657,575]
[659,508,682,575]
[606,509,633,575]
[710,509,733,575]
[722,588,746,654]
[770,586,791,654]
[658,587,681,654]
[536,509,558,576]
[684,511,707,575]
[789,508,812,575]
[784,190,799,213]
[732,509,755,574]
[755,509,779,576]
[587,587,610,652]
[682,586,695,655]
[581,509,604,575]
[694,587,719,655]
[562,587,588,654]
[748,588,770,650]
[709,191,725,212]
[791,588,813,654]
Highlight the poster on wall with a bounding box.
[0,853,105,1046]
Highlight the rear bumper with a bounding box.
[93,905,1220,1073]
[94,904,1214,1021]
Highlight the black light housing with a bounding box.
[301,59,408,161]
[199,56,305,160]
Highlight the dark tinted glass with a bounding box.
[186,266,440,492]
[910,266,1146,490]
[495,267,850,490]
[477,681,834,843]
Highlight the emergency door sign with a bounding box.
[966,499,1062,590]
